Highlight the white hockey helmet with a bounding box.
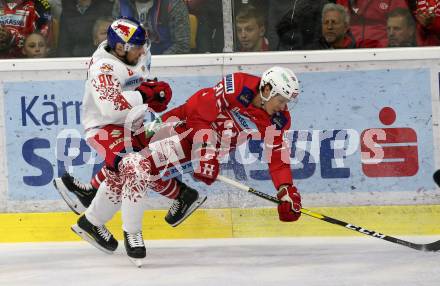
[259,66,300,107]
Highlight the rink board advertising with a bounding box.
[2,68,436,202]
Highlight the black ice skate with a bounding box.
[53,172,96,215]
[124,231,146,267]
[165,180,207,227]
[71,214,118,254]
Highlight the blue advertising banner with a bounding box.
[3,68,436,201]
[4,80,97,200]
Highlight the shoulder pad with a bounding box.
[93,57,118,71]
[89,57,122,77]
[236,86,255,107]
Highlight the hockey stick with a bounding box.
[217,175,440,252]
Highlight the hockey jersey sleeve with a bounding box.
[266,114,294,189]
[183,87,221,139]
[87,59,144,123]
[268,136,293,189]
[183,72,258,139]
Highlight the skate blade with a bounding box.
[128,257,144,268]
[53,178,86,215]
[171,195,207,227]
[71,224,114,255]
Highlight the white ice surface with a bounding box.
[0,236,439,286]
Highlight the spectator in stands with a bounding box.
[387,8,417,47]
[407,0,440,46]
[22,31,50,58]
[234,5,268,52]
[0,0,52,58]
[269,0,328,51]
[113,0,191,55]
[92,17,113,47]
[46,0,62,55]
[267,0,299,50]
[57,0,113,57]
[336,0,409,48]
[307,3,356,49]
[0,25,13,57]
[185,0,224,53]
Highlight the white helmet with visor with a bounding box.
[259,66,300,109]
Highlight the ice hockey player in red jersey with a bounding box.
[55,65,302,266]
[159,67,302,224]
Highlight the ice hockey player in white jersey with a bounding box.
[63,17,206,266]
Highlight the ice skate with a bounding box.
[124,231,146,267]
[71,214,118,254]
[165,180,207,227]
[53,173,96,215]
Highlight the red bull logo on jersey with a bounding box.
[111,20,137,43]
[99,63,114,73]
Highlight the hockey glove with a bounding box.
[193,143,219,185]
[136,79,172,112]
[277,185,301,222]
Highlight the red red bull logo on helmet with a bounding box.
[115,24,131,37]
[112,21,137,42]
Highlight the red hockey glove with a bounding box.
[136,79,172,112]
[192,143,219,185]
[277,185,301,222]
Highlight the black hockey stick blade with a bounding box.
[433,169,440,187]
[301,208,440,252]
[419,239,440,251]
[216,175,440,252]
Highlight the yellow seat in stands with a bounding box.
[189,14,198,50]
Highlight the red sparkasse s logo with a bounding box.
[360,107,418,177]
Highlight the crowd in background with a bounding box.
[0,0,438,59]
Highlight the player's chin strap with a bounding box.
[216,175,440,252]
[259,90,269,108]
[120,43,132,64]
